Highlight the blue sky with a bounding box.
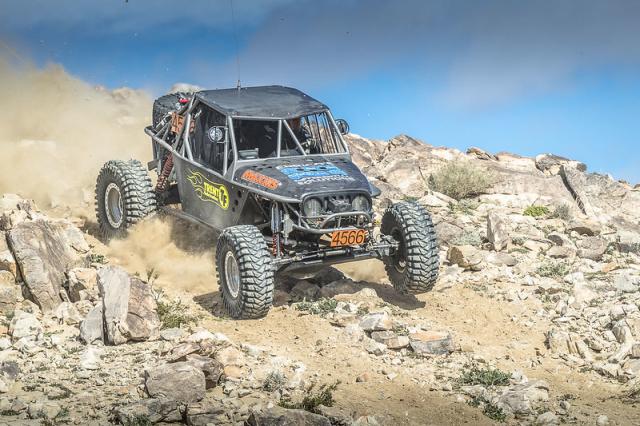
[1,0,638,182]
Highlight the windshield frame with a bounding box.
[228,110,349,168]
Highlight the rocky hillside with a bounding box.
[0,133,639,425]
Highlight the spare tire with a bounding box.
[152,93,182,128]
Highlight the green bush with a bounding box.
[279,381,339,413]
[536,261,570,278]
[459,366,511,387]
[294,298,338,316]
[523,205,549,217]
[154,289,199,329]
[469,396,507,422]
[263,371,287,392]
[428,161,496,201]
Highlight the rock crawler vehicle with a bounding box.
[96,86,439,318]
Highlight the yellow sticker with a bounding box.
[186,170,230,210]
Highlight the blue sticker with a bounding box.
[277,162,354,185]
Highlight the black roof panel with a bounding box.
[195,86,328,119]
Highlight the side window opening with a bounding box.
[192,106,228,173]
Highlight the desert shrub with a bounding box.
[279,381,339,413]
[451,230,484,247]
[263,371,287,392]
[294,298,338,316]
[468,396,507,422]
[523,205,549,217]
[459,366,511,387]
[428,161,496,201]
[154,289,199,329]
[536,261,570,278]
[551,204,572,221]
[448,199,479,215]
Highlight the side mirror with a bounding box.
[207,126,227,144]
[335,119,350,135]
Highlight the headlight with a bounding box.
[352,195,370,212]
[303,198,322,217]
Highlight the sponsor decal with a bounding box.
[186,170,229,209]
[241,170,280,190]
[277,162,355,185]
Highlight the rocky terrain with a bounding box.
[0,131,639,426]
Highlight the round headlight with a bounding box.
[352,195,370,212]
[303,198,322,217]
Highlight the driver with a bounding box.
[288,118,317,153]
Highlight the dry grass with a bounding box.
[428,161,496,200]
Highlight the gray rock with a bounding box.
[435,221,465,246]
[498,380,549,415]
[53,301,82,325]
[359,312,392,332]
[567,220,601,236]
[79,303,104,344]
[9,311,42,342]
[370,331,409,349]
[7,219,88,311]
[363,337,387,355]
[290,280,321,301]
[160,327,186,342]
[110,398,183,424]
[0,272,21,315]
[409,331,454,355]
[79,346,102,370]
[0,232,17,278]
[447,245,484,271]
[576,236,609,261]
[145,362,206,403]
[487,211,510,251]
[535,411,559,425]
[0,361,20,381]
[185,354,223,389]
[184,402,226,425]
[546,246,576,259]
[596,415,609,426]
[615,274,637,293]
[66,267,97,302]
[535,154,586,175]
[246,406,331,426]
[318,279,360,298]
[98,266,160,345]
[485,252,517,267]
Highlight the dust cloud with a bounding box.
[0,57,151,210]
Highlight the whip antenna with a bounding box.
[230,0,241,89]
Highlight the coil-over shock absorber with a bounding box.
[155,153,174,192]
[270,203,283,257]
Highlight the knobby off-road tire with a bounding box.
[216,225,275,319]
[95,160,156,240]
[152,93,182,127]
[381,201,439,294]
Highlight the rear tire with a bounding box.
[152,93,182,127]
[95,160,156,240]
[381,202,439,294]
[216,226,274,319]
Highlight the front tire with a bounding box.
[216,226,274,319]
[95,160,156,240]
[381,202,439,294]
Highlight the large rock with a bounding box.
[9,311,42,342]
[487,211,509,251]
[7,219,89,311]
[576,236,609,261]
[497,380,549,416]
[535,154,586,176]
[185,354,223,389]
[66,267,98,302]
[79,304,104,344]
[447,245,484,271]
[0,232,17,279]
[110,398,183,424]
[145,362,206,403]
[98,266,160,345]
[359,312,392,332]
[409,330,454,355]
[246,406,331,426]
[0,271,21,315]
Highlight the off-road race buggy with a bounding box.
[96,86,439,319]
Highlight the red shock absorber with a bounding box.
[155,154,174,192]
[272,233,279,256]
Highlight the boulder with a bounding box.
[7,219,89,311]
[0,271,22,315]
[546,246,576,259]
[447,245,484,271]
[53,302,82,325]
[9,311,42,342]
[246,406,331,426]
[497,380,549,416]
[535,154,586,176]
[66,267,98,302]
[318,279,360,298]
[98,266,160,345]
[485,252,517,267]
[567,220,601,236]
[185,354,223,389]
[615,274,638,293]
[409,330,454,355]
[370,331,409,349]
[0,232,17,278]
[145,362,206,403]
[290,281,320,301]
[359,312,393,332]
[110,398,183,424]
[576,236,609,261]
[487,211,509,251]
[79,304,104,345]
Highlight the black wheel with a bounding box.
[381,202,439,294]
[216,225,274,319]
[152,93,182,127]
[95,160,156,240]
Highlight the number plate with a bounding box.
[329,229,367,247]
